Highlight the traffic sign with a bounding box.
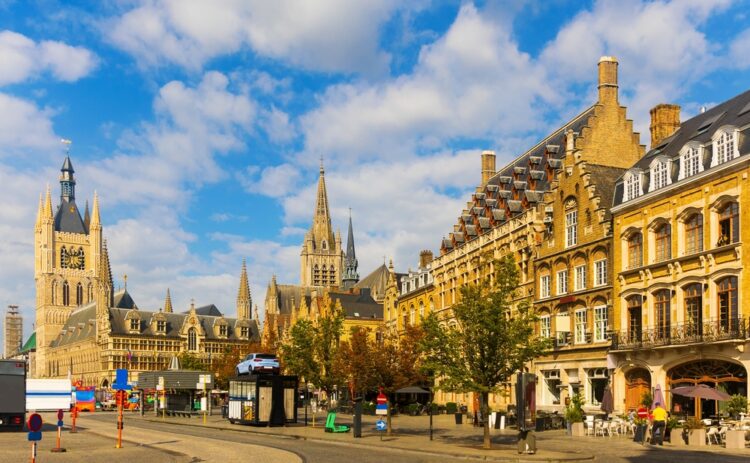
[57,409,64,420]
[376,420,386,431]
[28,431,42,442]
[113,369,132,390]
[375,392,388,416]
[27,413,43,432]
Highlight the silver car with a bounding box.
[235,353,280,376]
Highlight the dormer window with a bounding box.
[712,127,738,167]
[649,158,671,191]
[129,318,139,331]
[219,324,228,337]
[156,319,166,333]
[679,145,703,179]
[240,326,249,338]
[624,171,642,201]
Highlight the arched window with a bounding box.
[655,224,671,262]
[650,160,670,191]
[683,284,702,336]
[685,214,703,254]
[419,301,425,319]
[62,281,70,306]
[717,276,738,333]
[624,171,641,201]
[409,305,415,325]
[713,129,737,166]
[626,296,642,343]
[321,240,328,250]
[321,266,328,286]
[87,283,93,303]
[718,202,739,246]
[329,265,336,285]
[565,206,577,248]
[312,265,320,286]
[188,328,197,351]
[653,290,671,340]
[680,145,702,179]
[51,281,58,305]
[628,233,643,269]
[60,246,68,268]
[78,247,85,268]
[76,283,83,306]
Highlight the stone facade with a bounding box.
[383,251,435,335]
[610,91,750,416]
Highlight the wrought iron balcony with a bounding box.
[610,317,749,351]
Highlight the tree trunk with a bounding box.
[386,398,392,436]
[482,391,491,450]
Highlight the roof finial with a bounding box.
[60,138,72,155]
[319,156,324,174]
[123,274,127,290]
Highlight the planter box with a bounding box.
[669,430,688,446]
[687,428,706,447]
[725,429,745,449]
[633,425,647,443]
[571,422,585,437]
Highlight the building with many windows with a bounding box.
[610,91,750,417]
[383,251,435,335]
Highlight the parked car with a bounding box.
[235,353,280,375]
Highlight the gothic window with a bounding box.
[321,240,328,250]
[685,213,703,254]
[52,281,58,305]
[76,283,83,306]
[655,223,671,262]
[409,305,415,325]
[717,276,738,333]
[718,202,739,246]
[419,301,425,319]
[628,233,643,269]
[188,327,197,351]
[313,265,320,286]
[683,284,702,336]
[329,265,335,285]
[78,247,85,269]
[680,145,702,179]
[87,283,93,303]
[321,266,328,286]
[62,281,70,306]
[653,290,671,340]
[60,246,68,268]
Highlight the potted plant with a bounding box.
[564,393,585,437]
[633,417,649,443]
[640,391,653,409]
[665,416,680,443]
[683,417,706,446]
[724,394,748,420]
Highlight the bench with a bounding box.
[167,406,199,418]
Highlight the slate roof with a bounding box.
[271,285,313,316]
[354,264,403,301]
[441,105,596,253]
[54,199,87,234]
[614,89,750,207]
[328,289,383,319]
[585,164,627,219]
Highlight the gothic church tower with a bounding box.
[300,162,343,288]
[34,156,110,378]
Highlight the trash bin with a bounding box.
[454,412,463,424]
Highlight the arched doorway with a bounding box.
[625,368,651,411]
[668,360,747,419]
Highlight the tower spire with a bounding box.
[164,288,173,313]
[44,184,52,218]
[35,193,43,227]
[237,259,251,319]
[342,209,359,289]
[91,191,101,226]
[59,151,76,202]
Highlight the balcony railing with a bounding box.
[610,317,749,351]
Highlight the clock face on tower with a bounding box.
[61,247,85,270]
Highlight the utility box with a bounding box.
[227,374,297,426]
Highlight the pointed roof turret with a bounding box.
[99,240,114,290]
[54,156,86,234]
[90,191,101,227]
[311,159,335,246]
[342,209,359,289]
[35,193,43,227]
[236,259,252,319]
[164,288,173,313]
[83,200,90,231]
[59,155,76,202]
[44,185,53,218]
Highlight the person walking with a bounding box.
[650,402,668,445]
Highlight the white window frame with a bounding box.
[574,309,587,344]
[565,210,578,247]
[557,270,568,295]
[649,158,671,191]
[593,259,607,287]
[679,145,703,180]
[624,170,642,202]
[574,265,586,291]
[540,275,551,299]
[712,127,739,167]
[594,305,608,342]
[540,315,551,338]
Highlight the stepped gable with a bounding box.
[441,105,596,254]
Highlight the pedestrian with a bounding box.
[650,402,667,445]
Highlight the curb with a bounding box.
[141,417,595,462]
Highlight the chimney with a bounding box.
[649,104,681,148]
[419,250,433,268]
[481,150,496,185]
[597,56,619,104]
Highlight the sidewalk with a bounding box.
[140,411,595,462]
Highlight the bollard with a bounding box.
[70,406,78,433]
[115,390,124,448]
[27,413,43,463]
[51,409,67,453]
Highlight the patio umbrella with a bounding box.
[671,384,731,401]
[651,384,665,410]
[600,387,614,415]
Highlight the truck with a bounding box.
[0,359,26,430]
[26,379,72,412]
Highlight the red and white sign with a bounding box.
[376,393,388,416]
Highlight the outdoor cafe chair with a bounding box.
[585,415,595,436]
[706,427,721,445]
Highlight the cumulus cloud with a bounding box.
[0,30,97,85]
[729,28,750,69]
[0,93,58,153]
[239,163,301,198]
[105,0,404,75]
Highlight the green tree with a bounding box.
[335,327,378,399]
[177,351,204,371]
[421,254,550,449]
[279,318,316,382]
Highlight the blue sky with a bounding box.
[1,0,750,345]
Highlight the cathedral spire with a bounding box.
[44,185,53,218]
[313,160,332,229]
[164,288,173,313]
[90,191,101,227]
[237,259,251,319]
[342,209,359,289]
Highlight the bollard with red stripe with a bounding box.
[51,409,67,453]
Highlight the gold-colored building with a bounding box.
[610,91,750,417]
[383,251,435,335]
[34,157,260,386]
[532,56,644,413]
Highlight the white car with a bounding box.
[235,353,280,376]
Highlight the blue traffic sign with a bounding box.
[28,431,42,442]
[376,420,386,431]
[113,368,132,390]
[27,413,43,432]
[57,420,64,427]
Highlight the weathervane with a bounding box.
[60,138,72,154]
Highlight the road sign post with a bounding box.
[27,413,43,463]
[51,408,67,452]
[376,419,386,441]
[375,392,388,416]
[113,369,132,449]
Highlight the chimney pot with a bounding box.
[481,150,496,185]
[649,104,681,148]
[419,250,434,268]
[597,56,619,104]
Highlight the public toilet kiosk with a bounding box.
[227,374,297,426]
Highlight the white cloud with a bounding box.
[0,30,97,85]
[106,0,404,75]
[260,107,296,144]
[238,163,301,198]
[0,93,58,153]
[729,28,750,69]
